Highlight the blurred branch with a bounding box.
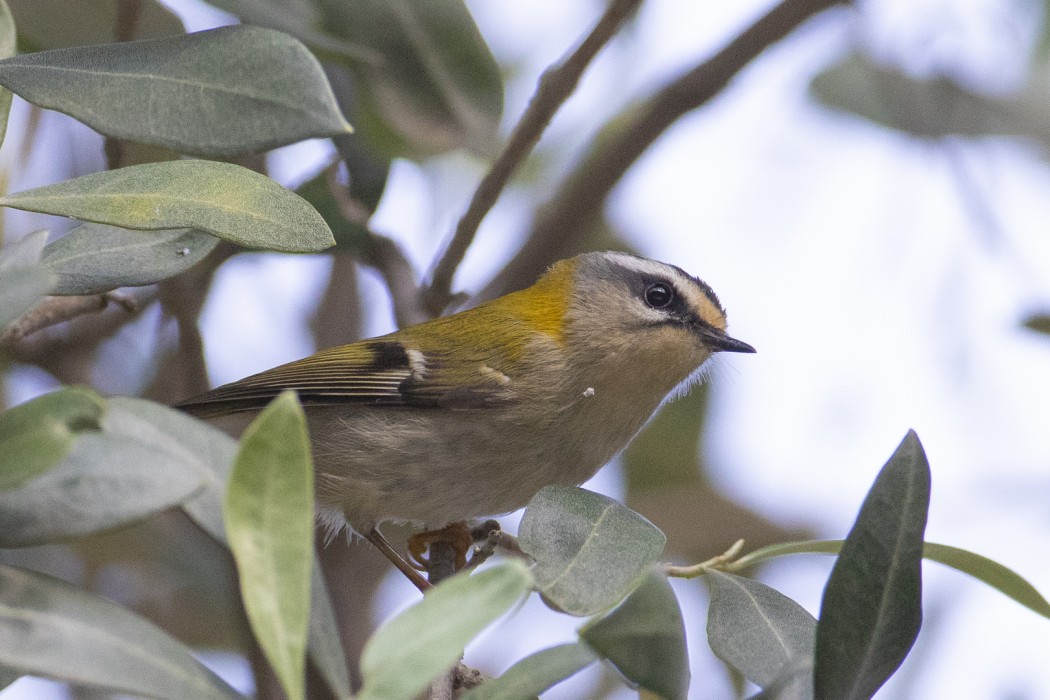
[0,292,138,346]
[423,0,643,314]
[324,166,430,328]
[481,0,844,299]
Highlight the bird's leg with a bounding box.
[407,522,475,572]
[365,528,432,592]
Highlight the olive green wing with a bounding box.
[175,339,517,419]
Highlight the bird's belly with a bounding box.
[306,406,603,534]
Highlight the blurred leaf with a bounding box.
[8,0,183,51]
[0,664,19,690]
[295,169,369,251]
[579,569,690,700]
[734,539,1050,621]
[307,555,351,699]
[41,224,218,295]
[0,264,55,328]
[213,0,503,158]
[0,160,336,252]
[0,229,48,270]
[1023,313,1050,336]
[0,386,105,490]
[0,0,14,152]
[705,570,815,689]
[358,560,533,700]
[814,430,930,700]
[461,642,599,700]
[0,26,352,157]
[225,391,314,700]
[519,485,666,617]
[0,398,233,546]
[0,564,241,699]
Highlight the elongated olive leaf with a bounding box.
[0,160,336,253]
[0,664,19,691]
[0,0,14,151]
[706,570,816,690]
[814,430,931,700]
[358,561,533,700]
[0,397,234,546]
[171,406,350,700]
[0,26,352,156]
[579,569,690,700]
[41,224,219,295]
[306,556,352,700]
[0,564,241,699]
[519,485,666,616]
[1023,314,1050,336]
[0,386,105,490]
[735,539,1050,621]
[461,642,599,700]
[225,391,314,700]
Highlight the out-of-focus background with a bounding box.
[2,0,1049,697]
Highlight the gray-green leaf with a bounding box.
[358,560,533,700]
[731,539,1050,621]
[0,264,55,328]
[706,570,816,689]
[0,160,336,252]
[0,397,232,546]
[519,485,666,616]
[461,642,599,700]
[814,430,930,700]
[0,564,241,699]
[0,386,105,490]
[579,569,690,700]
[41,224,219,295]
[0,25,352,156]
[0,0,15,152]
[224,391,314,700]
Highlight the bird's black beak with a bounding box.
[700,327,756,354]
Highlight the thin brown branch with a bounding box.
[479,0,844,301]
[0,292,138,346]
[323,166,430,328]
[423,0,643,314]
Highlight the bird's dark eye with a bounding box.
[644,283,674,309]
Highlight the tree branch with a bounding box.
[0,292,138,346]
[479,0,844,300]
[423,0,643,314]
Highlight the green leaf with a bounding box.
[224,391,314,700]
[461,642,599,700]
[0,160,335,252]
[306,556,352,700]
[814,430,931,700]
[0,386,105,490]
[0,664,19,691]
[0,0,15,151]
[519,485,666,616]
[294,168,370,252]
[0,397,233,546]
[579,569,690,700]
[8,0,184,51]
[734,539,1050,621]
[748,660,814,700]
[358,560,533,700]
[1022,314,1050,336]
[41,224,219,295]
[0,564,241,699]
[0,26,352,157]
[706,570,815,690]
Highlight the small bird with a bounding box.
[177,251,754,588]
